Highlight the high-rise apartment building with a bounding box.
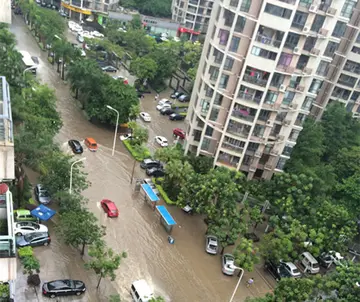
[172,0,214,40]
[185,0,360,180]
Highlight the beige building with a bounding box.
[185,0,360,180]
[61,0,117,21]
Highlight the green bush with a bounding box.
[18,246,34,259]
[171,104,189,109]
[179,112,187,116]
[123,140,151,161]
[155,183,176,205]
[0,283,9,300]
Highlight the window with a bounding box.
[338,74,357,88]
[303,36,317,51]
[289,129,300,141]
[332,21,347,38]
[295,113,306,126]
[351,91,360,101]
[214,93,223,106]
[247,142,259,151]
[316,60,329,76]
[346,101,355,112]
[310,15,325,33]
[205,84,214,97]
[302,96,314,111]
[276,157,287,170]
[240,0,251,12]
[332,86,351,100]
[235,16,246,33]
[299,0,312,8]
[341,0,356,19]
[230,0,239,7]
[209,66,219,81]
[223,57,234,71]
[219,74,229,89]
[229,36,240,52]
[264,91,278,104]
[284,33,300,49]
[283,144,293,157]
[200,99,210,113]
[344,60,360,74]
[324,41,339,57]
[209,108,219,121]
[356,33,360,44]
[223,9,235,27]
[282,91,295,105]
[309,79,323,94]
[291,11,308,29]
[296,54,309,70]
[271,73,285,88]
[352,46,360,54]
[213,48,224,64]
[264,3,292,19]
[251,47,277,60]
[218,29,230,45]
[253,124,265,137]
[205,126,213,136]
[201,138,211,151]
[278,52,293,67]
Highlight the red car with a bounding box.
[100,199,119,217]
[173,128,186,139]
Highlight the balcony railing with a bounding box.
[217,158,239,168]
[221,142,244,153]
[0,238,16,258]
[232,109,255,122]
[243,75,268,87]
[255,34,281,48]
[237,92,262,104]
[227,127,250,138]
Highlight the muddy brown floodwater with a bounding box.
[10,14,273,302]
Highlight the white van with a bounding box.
[130,279,154,302]
[300,252,320,274]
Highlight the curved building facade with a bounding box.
[185,0,360,180]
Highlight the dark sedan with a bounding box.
[264,260,292,282]
[146,167,165,177]
[170,91,184,99]
[16,232,51,247]
[160,108,175,115]
[43,279,86,298]
[140,159,163,170]
[169,113,185,121]
[68,139,83,154]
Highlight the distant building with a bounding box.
[0,0,11,24]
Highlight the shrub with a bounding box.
[123,140,151,161]
[18,247,34,259]
[171,104,189,109]
[154,183,176,205]
[0,283,9,300]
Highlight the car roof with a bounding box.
[132,280,154,299]
[102,199,117,208]
[284,262,297,269]
[174,128,184,132]
[85,137,97,143]
[16,209,31,215]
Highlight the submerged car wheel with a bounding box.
[76,291,82,296]
[43,242,49,246]
[16,232,22,236]
[50,293,56,298]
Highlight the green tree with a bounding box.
[57,210,105,255]
[22,255,41,294]
[0,283,9,300]
[129,103,141,121]
[336,172,360,216]
[130,14,143,30]
[128,122,149,146]
[54,191,87,214]
[154,144,184,163]
[332,146,360,180]
[85,240,127,289]
[186,154,213,174]
[181,41,202,80]
[109,294,122,302]
[130,57,157,82]
[247,205,264,230]
[119,0,172,18]
[52,39,76,80]
[149,297,166,302]
[233,238,260,272]
[120,30,156,57]
[273,277,319,302]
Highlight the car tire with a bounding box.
[50,294,56,298]
[16,232,22,236]
[76,292,82,296]
[44,242,49,246]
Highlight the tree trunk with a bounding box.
[220,246,225,255]
[57,60,61,73]
[75,88,79,99]
[96,276,102,289]
[61,60,65,80]
[81,242,86,256]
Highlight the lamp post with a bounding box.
[106,105,119,156]
[23,65,37,76]
[69,157,86,194]
[229,266,245,302]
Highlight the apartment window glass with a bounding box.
[324,41,339,57]
[352,46,360,54]
[296,54,309,70]
[205,126,213,136]
[311,15,325,33]
[229,36,240,52]
[291,11,308,29]
[295,113,306,126]
[201,138,211,150]
[278,52,293,67]
[346,101,355,112]
[356,33,360,44]
[332,21,347,38]
[209,108,219,121]
[200,99,210,113]
[213,48,224,64]
[270,73,285,88]
[299,0,312,8]
[264,3,292,19]
[209,66,219,81]
[265,91,278,104]
[316,60,329,76]
[309,79,323,94]
[283,91,295,105]
[344,60,360,74]
[218,29,230,45]
[341,0,356,19]
[332,87,351,100]
[351,91,360,101]
[219,74,229,89]
[302,96,314,111]
[205,84,214,97]
[338,74,357,88]
[214,93,223,106]
[235,16,246,33]
[283,144,293,157]
[230,0,239,7]
[303,36,317,51]
[223,57,234,71]
[276,157,287,170]
[223,9,235,27]
[240,0,251,12]
[284,33,300,49]
[251,46,277,60]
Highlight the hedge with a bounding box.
[154,183,176,205]
[122,140,151,161]
[171,103,189,109]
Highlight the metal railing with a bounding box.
[237,91,262,104]
[232,109,255,122]
[222,142,244,153]
[243,75,268,87]
[255,34,281,48]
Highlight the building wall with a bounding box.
[185,0,360,180]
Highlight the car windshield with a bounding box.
[111,210,117,214]
[24,233,38,241]
[48,280,70,290]
[292,268,300,274]
[313,263,320,268]
[209,244,217,250]
[39,191,49,197]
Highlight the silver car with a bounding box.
[205,235,218,255]
[222,253,236,275]
[34,184,51,205]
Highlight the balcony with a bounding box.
[221,142,244,154]
[227,121,251,138]
[232,106,256,123]
[255,33,282,48]
[237,91,262,105]
[217,152,240,168]
[243,75,268,87]
[279,0,296,4]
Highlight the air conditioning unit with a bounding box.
[266,120,274,127]
[279,84,286,92]
[293,47,300,55]
[309,5,318,13]
[288,104,298,110]
[303,26,310,33]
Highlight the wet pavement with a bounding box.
[10,14,273,302]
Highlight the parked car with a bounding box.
[173,128,186,139]
[143,178,159,195]
[222,253,236,275]
[14,222,48,236]
[139,112,151,122]
[178,95,190,102]
[155,136,168,147]
[170,91,184,99]
[169,113,185,121]
[156,103,172,111]
[158,99,172,106]
[84,137,98,151]
[68,139,83,154]
[319,251,346,268]
[101,65,117,72]
[16,232,51,247]
[140,159,162,170]
[146,167,165,177]
[42,279,86,298]
[264,260,292,281]
[205,235,218,255]
[34,184,51,205]
[120,133,132,141]
[14,209,37,222]
[244,232,260,242]
[280,261,302,278]
[182,204,193,214]
[100,199,119,217]
[160,108,175,115]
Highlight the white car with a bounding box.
[280,261,302,278]
[205,235,218,255]
[158,99,172,106]
[155,136,168,147]
[120,133,132,141]
[91,31,104,38]
[14,221,48,236]
[156,103,172,111]
[140,112,151,122]
[222,253,236,275]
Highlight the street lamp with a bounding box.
[106,105,119,156]
[23,65,37,76]
[229,265,245,302]
[69,157,86,194]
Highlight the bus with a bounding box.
[19,50,37,74]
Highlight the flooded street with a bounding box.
[10,15,272,302]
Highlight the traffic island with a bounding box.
[122,140,151,161]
